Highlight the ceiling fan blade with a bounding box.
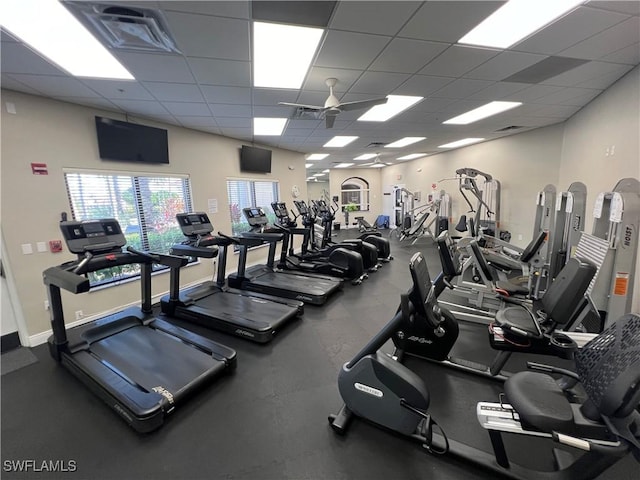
[278,102,325,111]
[325,115,336,129]
[338,97,388,112]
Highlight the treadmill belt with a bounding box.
[90,325,225,397]
[254,271,339,296]
[193,292,296,329]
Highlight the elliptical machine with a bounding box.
[328,252,640,479]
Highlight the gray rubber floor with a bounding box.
[1,232,637,479]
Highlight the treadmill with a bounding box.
[45,218,237,433]
[161,212,303,343]
[226,207,343,305]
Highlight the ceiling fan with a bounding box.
[279,78,388,129]
[356,152,393,167]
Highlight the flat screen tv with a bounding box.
[95,116,169,164]
[240,145,272,173]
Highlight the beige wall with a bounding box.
[0,90,306,343]
[559,66,640,313]
[381,124,563,244]
[306,180,329,204]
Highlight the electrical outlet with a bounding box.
[44,300,50,310]
[75,310,84,320]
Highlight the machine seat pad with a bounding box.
[505,371,574,432]
[495,280,529,295]
[484,251,521,271]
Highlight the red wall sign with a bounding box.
[31,163,48,175]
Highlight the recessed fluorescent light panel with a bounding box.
[313,173,326,177]
[324,136,359,148]
[370,164,385,168]
[385,137,426,148]
[397,153,427,160]
[354,154,377,160]
[358,95,424,122]
[253,21,323,89]
[305,163,312,168]
[444,101,522,125]
[458,0,583,49]
[307,153,329,160]
[322,169,330,173]
[0,0,134,79]
[253,117,287,135]
[334,163,354,168]
[439,138,485,149]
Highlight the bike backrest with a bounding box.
[576,313,640,418]
[468,240,496,282]
[540,258,596,325]
[436,232,458,278]
[408,252,431,321]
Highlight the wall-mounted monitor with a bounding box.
[240,145,272,173]
[95,116,169,164]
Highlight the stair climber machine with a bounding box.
[328,248,640,479]
[390,235,597,381]
[313,199,391,266]
[44,218,237,433]
[226,207,343,306]
[160,212,303,343]
[270,202,367,285]
[294,199,393,263]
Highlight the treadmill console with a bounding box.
[294,200,310,216]
[59,219,125,254]
[271,202,289,219]
[242,207,269,227]
[176,212,213,236]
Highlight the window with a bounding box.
[341,177,369,212]
[64,171,192,286]
[226,179,279,236]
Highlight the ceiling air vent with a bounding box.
[62,2,181,54]
[495,125,525,132]
[366,142,388,148]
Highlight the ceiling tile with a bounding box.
[431,78,494,99]
[253,88,299,106]
[502,84,565,102]
[252,105,291,117]
[110,99,169,116]
[1,74,43,95]
[530,87,602,106]
[143,82,205,102]
[419,45,499,77]
[400,1,505,43]
[187,58,251,86]
[80,79,155,100]
[0,43,66,76]
[515,6,631,55]
[117,53,196,83]
[558,16,640,60]
[588,1,640,15]
[208,104,252,117]
[575,64,635,89]
[369,38,449,74]
[201,85,251,104]
[303,68,364,94]
[6,74,101,98]
[52,97,121,112]
[175,116,219,127]
[349,71,411,95]
[1,29,19,42]
[219,127,251,139]
[329,1,422,36]
[392,75,453,97]
[162,102,211,116]
[467,82,530,101]
[217,117,252,128]
[528,104,581,118]
[542,61,633,87]
[164,11,250,60]
[466,51,547,81]
[599,43,640,65]
[314,30,391,70]
[158,1,250,18]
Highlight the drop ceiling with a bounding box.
[1,1,638,176]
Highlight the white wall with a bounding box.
[306,180,329,204]
[0,90,307,342]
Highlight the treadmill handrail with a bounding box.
[241,231,284,242]
[126,246,188,269]
[217,232,264,248]
[171,244,217,259]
